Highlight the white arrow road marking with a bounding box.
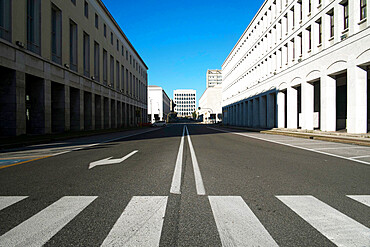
[88,150,138,169]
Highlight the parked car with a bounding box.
[152,121,167,127]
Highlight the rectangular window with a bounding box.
[360,0,367,20]
[130,72,132,95]
[0,0,11,42]
[298,0,302,21]
[116,61,120,90]
[110,55,114,87]
[130,55,132,64]
[69,20,78,72]
[316,18,322,44]
[104,24,106,37]
[121,66,125,92]
[27,0,41,54]
[126,50,128,60]
[103,49,107,84]
[83,32,90,77]
[307,26,312,50]
[291,38,295,60]
[343,1,349,30]
[71,0,76,5]
[116,39,119,51]
[309,0,312,13]
[111,32,113,45]
[291,7,295,28]
[84,1,88,18]
[94,42,100,81]
[328,9,334,38]
[95,13,99,29]
[51,4,62,64]
[126,69,128,93]
[121,45,124,56]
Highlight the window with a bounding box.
[298,0,302,21]
[126,50,128,60]
[94,42,100,81]
[110,55,114,87]
[84,1,88,18]
[316,18,322,44]
[327,9,334,38]
[116,39,119,51]
[291,7,295,28]
[291,38,295,60]
[116,61,120,90]
[27,0,41,54]
[343,1,349,30]
[51,4,62,64]
[126,69,128,93]
[83,32,90,77]
[103,49,107,84]
[121,45,124,56]
[0,0,11,41]
[121,66,125,91]
[71,0,76,5]
[130,54,132,64]
[69,20,78,72]
[95,14,99,29]
[307,26,312,51]
[309,0,312,13]
[111,32,113,45]
[360,0,367,20]
[130,72,132,95]
[104,24,106,37]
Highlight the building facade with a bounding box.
[147,85,170,123]
[222,0,370,134]
[199,85,222,123]
[173,89,196,117]
[206,69,222,88]
[0,0,148,136]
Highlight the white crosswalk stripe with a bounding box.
[101,196,168,247]
[1,194,369,246]
[0,196,28,211]
[209,196,278,247]
[347,195,370,207]
[277,195,370,247]
[0,196,97,247]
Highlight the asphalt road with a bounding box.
[0,124,369,246]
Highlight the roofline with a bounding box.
[222,0,268,68]
[97,0,148,70]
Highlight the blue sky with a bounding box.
[104,0,265,104]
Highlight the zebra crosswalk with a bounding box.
[0,195,369,246]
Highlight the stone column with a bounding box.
[91,93,96,130]
[253,99,260,128]
[320,74,336,131]
[64,85,70,131]
[277,91,286,128]
[259,96,267,128]
[267,93,275,128]
[347,65,367,133]
[248,100,253,127]
[287,86,298,129]
[79,90,84,130]
[301,81,314,130]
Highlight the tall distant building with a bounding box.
[147,86,170,123]
[173,89,196,117]
[206,69,222,88]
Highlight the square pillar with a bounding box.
[248,100,253,127]
[259,96,267,128]
[64,86,70,131]
[253,98,260,128]
[277,91,286,128]
[320,74,336,131]
[267,93,276,128]
[301,81,314,130]
[287,86,298,128]
[347,65,367,133]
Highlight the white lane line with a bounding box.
[185,125,206,195]
[277,195,370,247]
[88,150,138,169]
[101,196,167,247]
[350,155,370,159]
[347,195,370,207]
[209,196,278,247]
[208,127,370,166]
[315,146,368,150]
[0,196,28,211]
[0,196,97,246]
[170,126,185,194]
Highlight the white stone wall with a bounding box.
[222,0,370,133]
[199,86,223,123]
[148,86,170,123]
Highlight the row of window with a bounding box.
[224,0,368,90]
[174,93,196,97]
[224,0,367,80]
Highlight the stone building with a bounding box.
[222,0,370,134]
[0,0,148,136]
[147,85,170,123]
[173,89,196,117]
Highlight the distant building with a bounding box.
[206,69,222,88]
[0,0,148,136]
[199,69,223,123]
[148,86,170,123]
[173,89,196,117]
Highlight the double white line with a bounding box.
[170,125,206,195]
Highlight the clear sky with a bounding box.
[103,0,265,104]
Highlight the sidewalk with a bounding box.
[220,125,370,147]
[0,127,146,150]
